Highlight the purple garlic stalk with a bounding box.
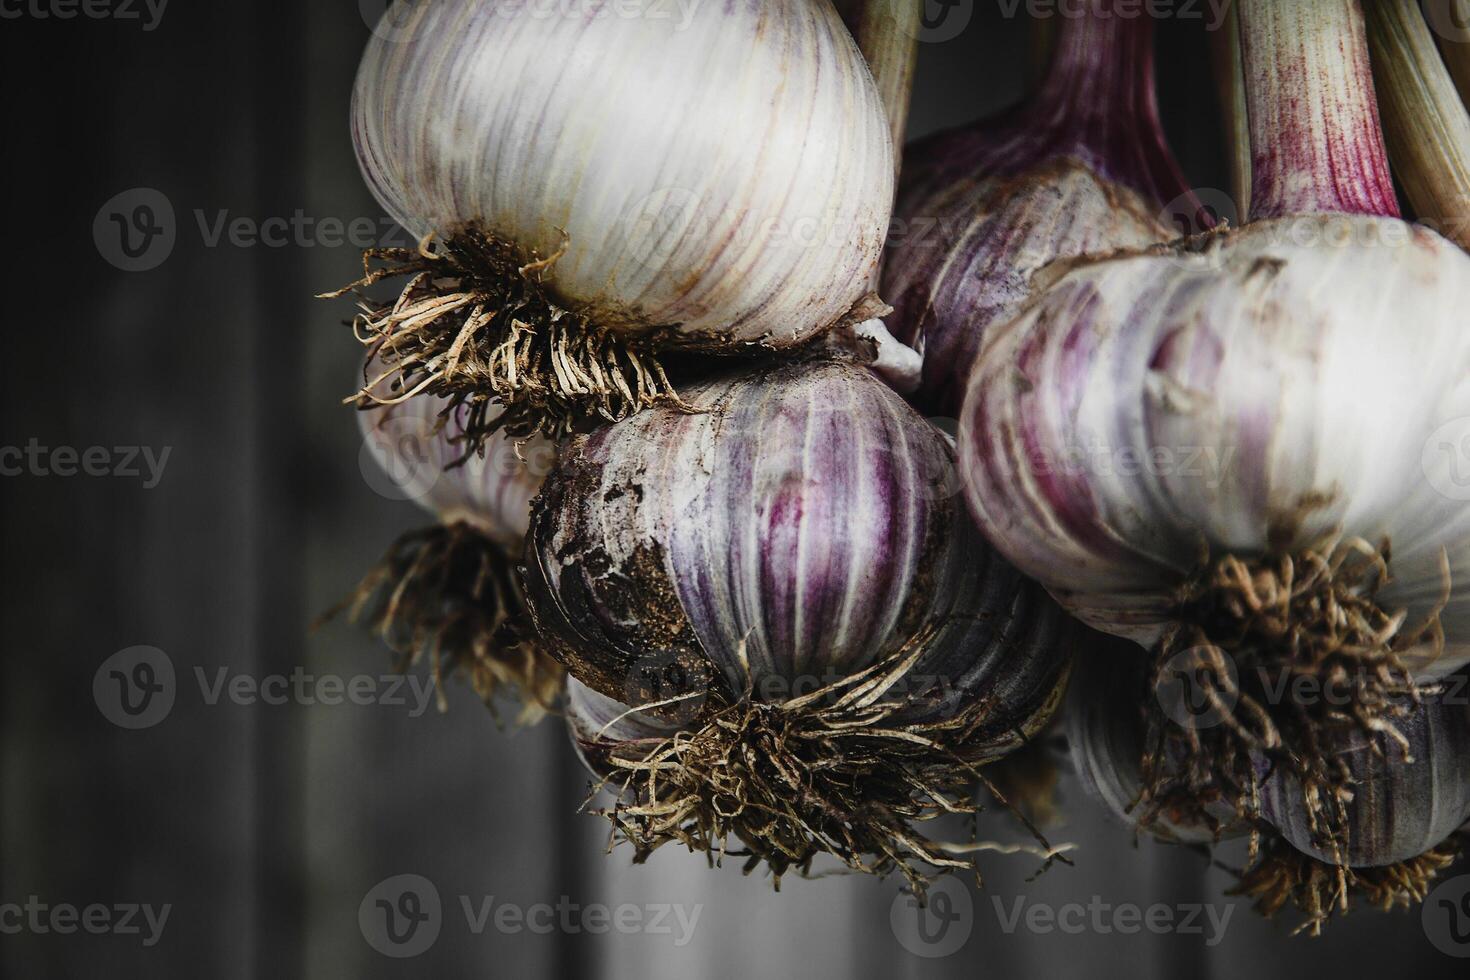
[960,0,1470,926]
[338,367,562,720]
[882,0,1203,416]
[525,357,1076,893]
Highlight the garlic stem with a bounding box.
[852,318,922,394]
[1028,14,1060,91]
[1021,1,1199,217]
[1428,0,1470,107]
[1367,0,1470,248]
[1210,1,1252,222]
[1239,0,1399,220]
[846,0,921,300]
[846,0,922,177]
[1032,2,1160,166]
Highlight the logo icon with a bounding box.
[359,874,442,958]
[1424,875,1470,957]
[899,0,974,44]
[1158,187,1240,238]
[620,187,711,267]
[623,650,712,726]
[1423,417,1470,501]
[359,412,445,504]
[94,188,176,272]
[889,876,972,958]
[1424,0,1470,44]
[93,646,176,730]
[1154,646,1239,731]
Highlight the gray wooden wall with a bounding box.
[2,2,1464,977]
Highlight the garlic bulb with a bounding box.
[958,0,1470,918]
[962,214,1470,671]
[1237,679,1470,932]
[1259,681,1470,869]
[1064,641,1245,845]
[336,0,895,442]
[524,357,1075,890]
[883,2,1200,415]
[1068,649,1470,932]
[359,379,553,548]
[341,368,562,718]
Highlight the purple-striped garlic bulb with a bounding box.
[526,357,1076,892]
[343,369,562,719]
[1239,678,1470,932]
[882,0,1204,417]
[1064,641,1248,846]
[1067,653,1470,934]
[328,0,894,444]
[960,0,1470,917]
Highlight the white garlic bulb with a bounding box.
[343,0,895,440]
[960,214,1470,680]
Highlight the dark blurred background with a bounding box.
[0,1,1461,977]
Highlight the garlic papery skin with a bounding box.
[1259,680,1470,869]
[341,0,894,441]
[882,2,1197,416]
[564,676,682,782]
[523,357,1075,888]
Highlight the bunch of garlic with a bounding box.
[960,0,1470,923]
